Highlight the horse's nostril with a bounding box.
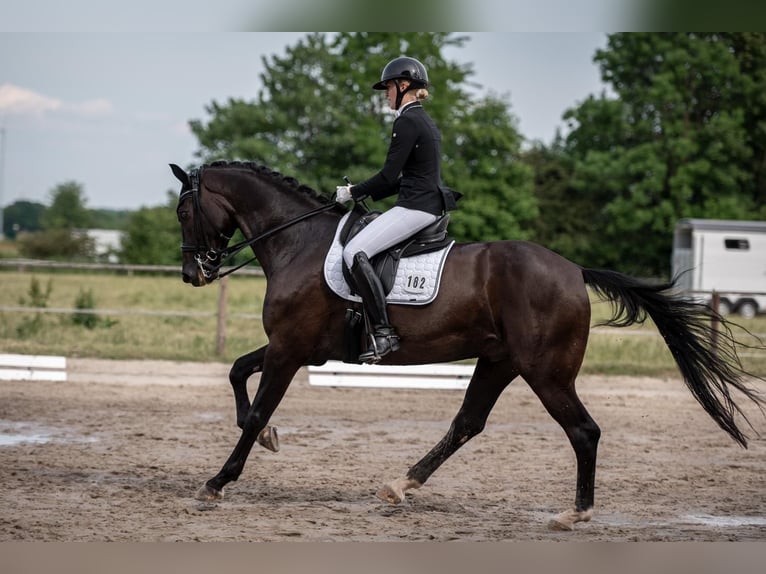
[182,273,192,284]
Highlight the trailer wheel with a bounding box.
[737,299,758,319]
[716,298,733,316]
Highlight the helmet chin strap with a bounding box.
[394,80,412,110]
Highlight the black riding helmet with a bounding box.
[373,56,429,110]
[373,56,429,90]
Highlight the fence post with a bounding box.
[710,290,720,356]
[216,276,229,356]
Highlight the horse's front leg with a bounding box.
[228,345,279,452]
[228,345,268,428]
[196,352,301,501]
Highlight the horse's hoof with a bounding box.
[195,483,224,502]
[547,517,574,531]
[376,484,403,504]
[257,426,279,452]
[547,508,593,531]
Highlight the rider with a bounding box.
[336,56,455,363]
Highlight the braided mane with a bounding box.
[205,160,333,204]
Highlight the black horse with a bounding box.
[171,161,764,530]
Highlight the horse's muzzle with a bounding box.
[183,271,213,287]
[182,262,212,286]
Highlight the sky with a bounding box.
[0,32,609,211]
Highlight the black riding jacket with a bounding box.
[351,102,445,216]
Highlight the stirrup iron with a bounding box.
[364,333,383,364]
[359,325,400,364]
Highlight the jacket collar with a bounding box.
[394,101,422,118]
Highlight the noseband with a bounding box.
[177,167,337,280]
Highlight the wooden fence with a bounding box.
[0,258,264,277]
[0,259,259,356]
[1,259,763,358]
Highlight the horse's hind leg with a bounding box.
[377,358,517,504]
[526,373,600,531]
[229,345,278,451]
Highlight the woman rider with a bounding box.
[336,56,454,363]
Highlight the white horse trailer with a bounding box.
[672,218,766,318]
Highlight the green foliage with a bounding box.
[40,181,92,230]
[560,33,766,276]
[12,181,96,260]
[3,200,126,241]
[521,141,593,262]
[16,228,95,260]
[0,271,271,362]
[119,191,257,269]
[119,191,182,265]
[2,200,45,239]
[16,276,52,339]
[89,208,131,230]
[19,276,52,308]
[71,287,116,329]
[71,287,98,328]
[446,95,538,241]
[16,313,44,339]
[189,32,536,243]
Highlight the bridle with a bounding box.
[178,167,337,280]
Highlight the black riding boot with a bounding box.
[350,252,400,363]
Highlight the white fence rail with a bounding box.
[0,258,263,276]
[0,354,67,381]
[308,361,475,390]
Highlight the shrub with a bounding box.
[16,277,53,338]
[17,229,94,260]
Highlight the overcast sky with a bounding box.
[0,32,609,210]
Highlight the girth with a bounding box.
[340,208,453,295]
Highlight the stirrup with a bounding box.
[359,328,400,364]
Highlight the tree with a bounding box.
[120,191,257,267]
[521,139,594,262]
[40,181,91,231]
[2,200,45,239]
[16,228,94,260]
[446,95,537,241]
[562,33,766,276]
[119,191,182,265]
[189,32,537,243]
[89,208,131,230]
[724,33,766,208]
[15,181,93,259]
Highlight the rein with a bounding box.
[180,167,337,280]
[213,202,337,279]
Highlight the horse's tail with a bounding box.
[582,267,765,447]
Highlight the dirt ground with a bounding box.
[0,358,765,542]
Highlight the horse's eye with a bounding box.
[178,210,189,222]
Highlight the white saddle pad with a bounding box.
[323,212,454,306]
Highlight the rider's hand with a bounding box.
[335,185,353,203]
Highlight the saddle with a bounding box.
[339,207,453,296]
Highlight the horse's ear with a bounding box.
[169,163,191,188]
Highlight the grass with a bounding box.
[585,298,766,377]
[1,269,765,376]
[0,270,268,362]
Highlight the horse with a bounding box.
[170,160,764,531]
